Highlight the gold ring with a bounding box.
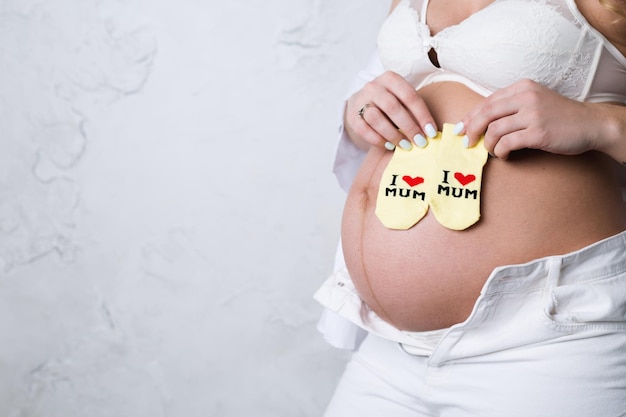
[357,103,372,119]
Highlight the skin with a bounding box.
[341,0,626,331]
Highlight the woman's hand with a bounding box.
[344,71,438,151]
[458,79,605,159]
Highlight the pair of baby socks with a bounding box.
[375,123,488,231]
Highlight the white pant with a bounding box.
[323,232,626,417]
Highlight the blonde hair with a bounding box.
[599,0,626,19]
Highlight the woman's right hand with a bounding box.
[344,71,438,151]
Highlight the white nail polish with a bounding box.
[462,135,470,148]
[385,141,396,151]
[425,123,437,138]
[399,139,412,150]
[413,134,427,148]
[453,122,464,135]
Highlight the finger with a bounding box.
[359,104,410,149]
[459,80,528,145]
[485,109,547,158]
[492,129,534,159]
[377,72,438,143]
[391,91,438,141]
[350,107,391,149]
[481,112,522,152]
[349,77,407,149]
[395,89,438,140]
[464,96,521,148]
[370,97,420,148]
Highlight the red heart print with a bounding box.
[454,172,476,186]
[403,175,424,187]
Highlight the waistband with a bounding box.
[481,230,626,296]
[315,230,626,353]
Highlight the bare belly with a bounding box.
[342,82,626,331]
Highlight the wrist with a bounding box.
[592,103,626,164]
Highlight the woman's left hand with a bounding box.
[458,79,601,159]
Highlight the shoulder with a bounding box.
[389,0,403,13]
[576,0,626,56]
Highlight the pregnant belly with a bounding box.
[341,82,626,331]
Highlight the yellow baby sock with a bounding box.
[375,136,440,230]
[428,123,488,230]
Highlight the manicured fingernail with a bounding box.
[413,134,427,148]
[384,141,396,151]
[453,122,464,135]
[462,135,470,148]
[399,139,412,150]
[425,123,437,138]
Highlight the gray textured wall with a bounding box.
[0,0,388,415]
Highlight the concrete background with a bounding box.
[0,0,389,415]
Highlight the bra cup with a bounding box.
[376,0,604,99]
[436,1,594,96]
[377,0,437,85]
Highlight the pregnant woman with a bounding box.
[315,0,626,415]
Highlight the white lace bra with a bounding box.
[377,0,626,103]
